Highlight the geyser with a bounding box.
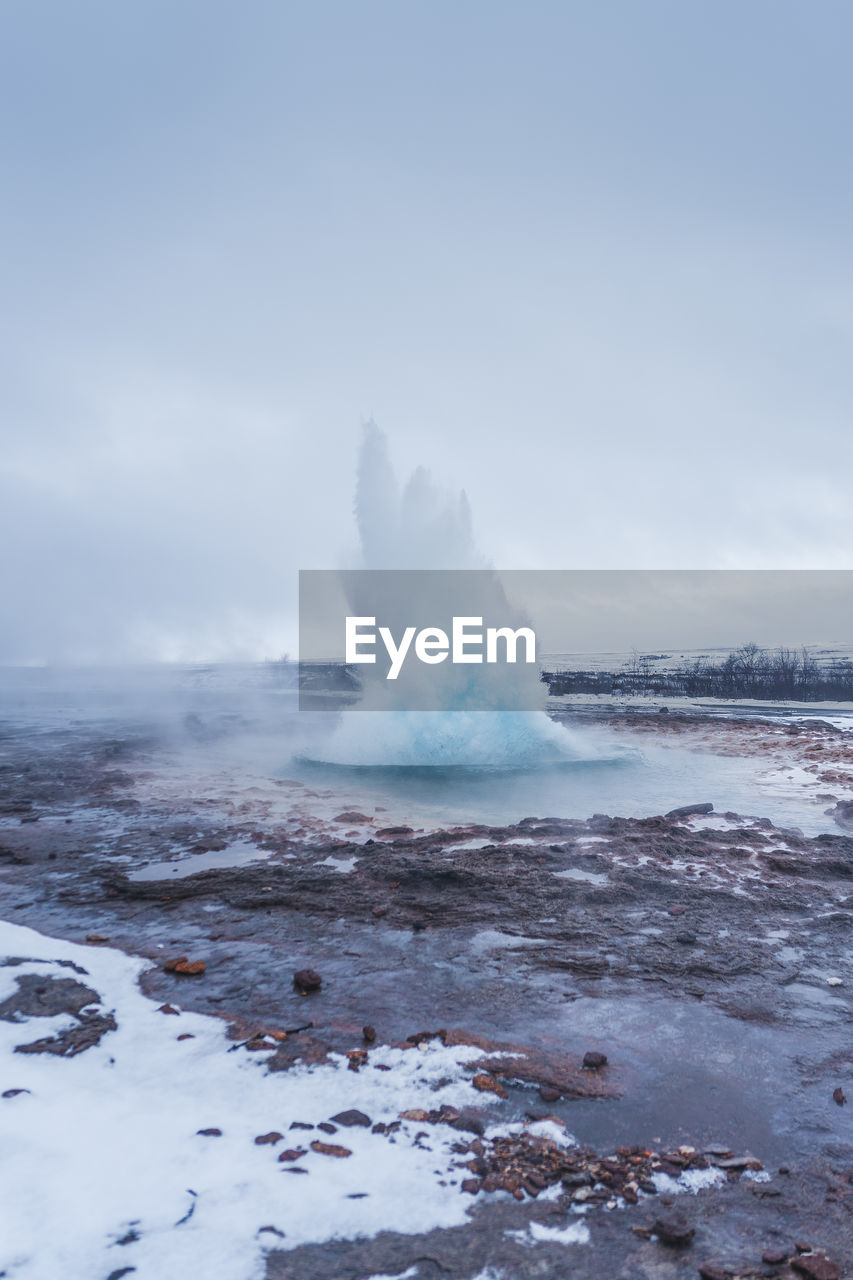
[302,423,597,768]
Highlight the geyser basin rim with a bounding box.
[346,615,536,679]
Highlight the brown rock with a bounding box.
[832,1087,846,1106]
[583,1051,608,1069]
[791,1256,840,1280]
[196,1128,222,1137]
[652,1212,694,1246]
[472,1073,507,1099]
[278,1148,307,1162]
[461,1178,480,1194]
[254,1132,283,1145]
[293,968,322,994]
[310,1140,352,1158]
[362,1025,376,1043]
[164,956,206,976]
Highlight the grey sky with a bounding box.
[2,1,852,663]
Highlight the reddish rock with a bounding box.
[164,956,206,976]
[310,1140,352,1158]
[472,1073,507,1099]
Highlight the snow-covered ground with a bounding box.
[0,921,747,1279]
[0,922,506,1280]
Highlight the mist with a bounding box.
[3,2,853,665]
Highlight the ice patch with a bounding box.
[553,868,609,886]
[316,855,359,873]
[506,1219,590,1246]
[652,1167,726,1195]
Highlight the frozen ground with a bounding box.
[1,669,852,1278]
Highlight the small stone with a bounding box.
[675,931,697,945]
[176,1033,194,1041]
[289,1121,313,1130]
[278,1148,307,1162]
[450,1110,485,1137]
[698,1266,730,1280]
[652,1212,694,1246]
[196,1128,222,1137]
[539,1085,561,1103]
[293,968,322,994]
[832,1087,846,1106]
[791,1256,841,1280]
[763,1248,789,1265]
[2,1088,29,1098]
[158,1004,180,1015]
[330,1109,371,1128]
[362,1025,376,1043]
[164,956,206,976]
[472,1073,507,1098]
[316,1122,337,1134]
[460,1178,480,1194]
[254,1131,283,1145]
[310,1140,352,1158]
[583,1051,608,1069]
[85,934,109,943]
[666,803,714,818]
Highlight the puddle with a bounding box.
[553,868,609,886]
[129,839,269,882]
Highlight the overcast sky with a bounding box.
[2,1,852,664]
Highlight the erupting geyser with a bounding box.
[304,423,599,769]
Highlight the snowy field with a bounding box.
[0,923,731,1279]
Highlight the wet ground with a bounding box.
[1,701,852,1278]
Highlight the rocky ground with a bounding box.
[1,707,852,1279]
